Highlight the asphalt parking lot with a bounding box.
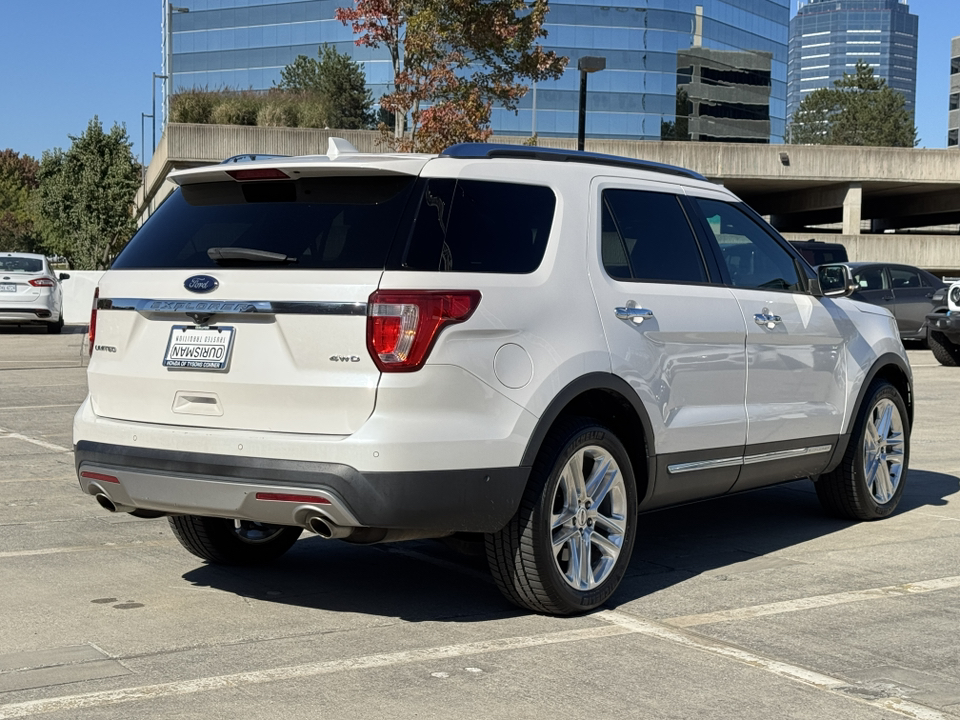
[2,325,960,719]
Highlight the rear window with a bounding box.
[113,175,556,274]
[112,176,417,270]
[0,257,42,273]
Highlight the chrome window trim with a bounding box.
[668,445,832,475]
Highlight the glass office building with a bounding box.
[166,0,790,143]
[786,0,918,125]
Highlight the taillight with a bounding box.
[367,290,481,372]
[88,287,99,356]
[28,277,55,287]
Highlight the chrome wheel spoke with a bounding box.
[585,456,616,507]
[591,529,622,558]
[551,506,577,531]
[550,443,629,592]
[594,511,626,536]
[863,398,905,505]
[552,524,578,551]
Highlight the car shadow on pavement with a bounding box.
[179,470,959,620]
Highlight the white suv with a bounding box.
[74,141,912,615]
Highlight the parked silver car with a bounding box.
[0,253,69,333]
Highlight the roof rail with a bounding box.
[440,143,706,181]
[220,153,290,165]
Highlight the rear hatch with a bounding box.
[0,256,45,304]
[88,158,427,435]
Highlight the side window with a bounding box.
[600,189,707,283]
[402,179,555,273]
[889,267,922,289]
[695,198,802,292]
[854,267,888,291]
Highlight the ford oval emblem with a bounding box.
[184,275,219,294]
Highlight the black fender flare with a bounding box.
[823,351,913,474]
[520,373,658,502]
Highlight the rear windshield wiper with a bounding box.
[207,247,298,265]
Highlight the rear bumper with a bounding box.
[75,440,529,533]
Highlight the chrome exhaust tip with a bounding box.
[307,515,353,539]
[93,493,134,514]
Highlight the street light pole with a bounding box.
[152,73,167,151]
[576,56,606,152]
[165,3,189,132]
[141,113,153,184]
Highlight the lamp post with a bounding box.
[165,3,190,131]
[140,113,153,185]
[152,73,167,151]
[577,56,606,152]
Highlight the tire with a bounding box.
[46,314,64,334]
[486,417,638,615]
[815,380,909,521]
[167,515,302,565]
[929,330,960,367]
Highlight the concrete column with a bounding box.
[842,182,863,235]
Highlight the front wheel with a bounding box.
[486,417,638,615]
[168,515,302,564]
[815,379,909,520]
[929,330,960,367]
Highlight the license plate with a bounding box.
[163,325,235,371]
[0,284,15,293]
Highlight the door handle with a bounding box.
[615,306,654,324]
[754,311,782,328]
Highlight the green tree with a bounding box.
[276,44,375,129]
[36,118,141,270]
[788,61,917,147]
[336,0,567,152]
[0,150,41,252]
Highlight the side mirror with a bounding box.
[817,264,857,298]
[59,273,71,280]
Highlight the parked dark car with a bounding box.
[842,262,947,344]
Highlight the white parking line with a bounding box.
[0,429,70,454]
[598,610,948,720]
[662,575,960,628]
[0,625,630,719]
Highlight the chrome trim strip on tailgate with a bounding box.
[667,445,832,474]
[98,298,368,317]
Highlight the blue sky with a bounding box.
[0,0,956,163]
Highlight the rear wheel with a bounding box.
[46,314,63,334]
[929,330,960,367]
[815,379,909,520]
[486,417,638,615]
[168,515,302,564]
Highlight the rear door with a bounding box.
[587,179,748,507]
[89,173,420,436]
[888,265,938,338]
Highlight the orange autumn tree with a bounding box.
[336,0,566,152]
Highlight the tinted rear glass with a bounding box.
[0,257,42,273]
[112,176,417,270]
[401,179,555,273]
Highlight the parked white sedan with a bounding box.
[0,253,69,333]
